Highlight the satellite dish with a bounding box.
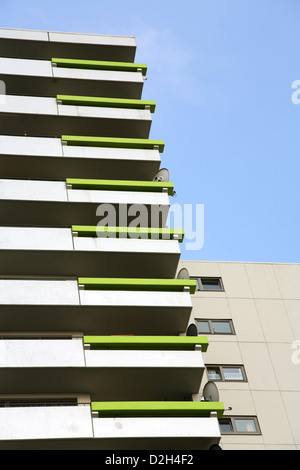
[186,324,198,336]
[153,168,170,183]
[202,381,219,402]
[177,268,190,279]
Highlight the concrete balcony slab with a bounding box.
[0,135,161,180]
[0,179,170,227]
[0,95,152,139]
[0,279,193,335]
[0,27,136,62]
[0,57,144,99]
[0,226,181,278]
[0,338,206,400]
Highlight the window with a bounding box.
[196,319,234,335]
[219,417,260,435]
[207,366,222,381]
[192,277,224,292]
[219,418,233,433]
[235,419,258,433]
[212,320,233,334]
[196,320,211,334]
[207,365,246,382]
[222,367,245,381]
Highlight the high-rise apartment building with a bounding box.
[0,27,299,452]
[0,27,224,450]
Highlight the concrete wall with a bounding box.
[180,260,300,449]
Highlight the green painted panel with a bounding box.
[52,58,147,76]
[78,278,197,294]
[61,135,165,153]
[57,95,156,112]
[91,401,224,419]
[72,225,184,241]
[83,335,208,352]
[66,178,174,196]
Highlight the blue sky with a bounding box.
[1,0,300,262]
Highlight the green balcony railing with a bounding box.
[72,226,184,241]
[83,335,208,352]
[57,95,156,112]
[52,58,147,76]
[78,278,197,294]
[66,178,174,196]
[61,135,165,152]
[91,401,224,419]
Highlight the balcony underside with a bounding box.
[0,32,136,62]
[0,304,192,336]
[0,111,151,139]
[0,366,203,401]
[0,199,169,227]
[0,73,144,100]
[0,249,180,279]
[0,152,160,181]
[0,435,221,451]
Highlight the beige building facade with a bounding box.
[180,260,300,449]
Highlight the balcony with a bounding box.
[91,401,223,418]
[78,277,196,292]
[0,135,162,180]
[61,134,164,152]
[91,401,223,450]
[0,57,145,99]
[66,177,172,192]
[0,177,171,227]
[0,402,94,449]
[52,57,147,75]
[0,400,223,450]
[0,278,195,334]
[84,334,207,351]
[57,94,155,112]
[0,27,136,62]
[0,225,183,278]
[0,94,153,138]
[0,335,207,399]
[77,277,195,333]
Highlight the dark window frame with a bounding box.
[206,365,247,382]
[191,277,225,292]
[196,319,235,335]
[219,416,261,435]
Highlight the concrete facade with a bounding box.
[180,260,300,449]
